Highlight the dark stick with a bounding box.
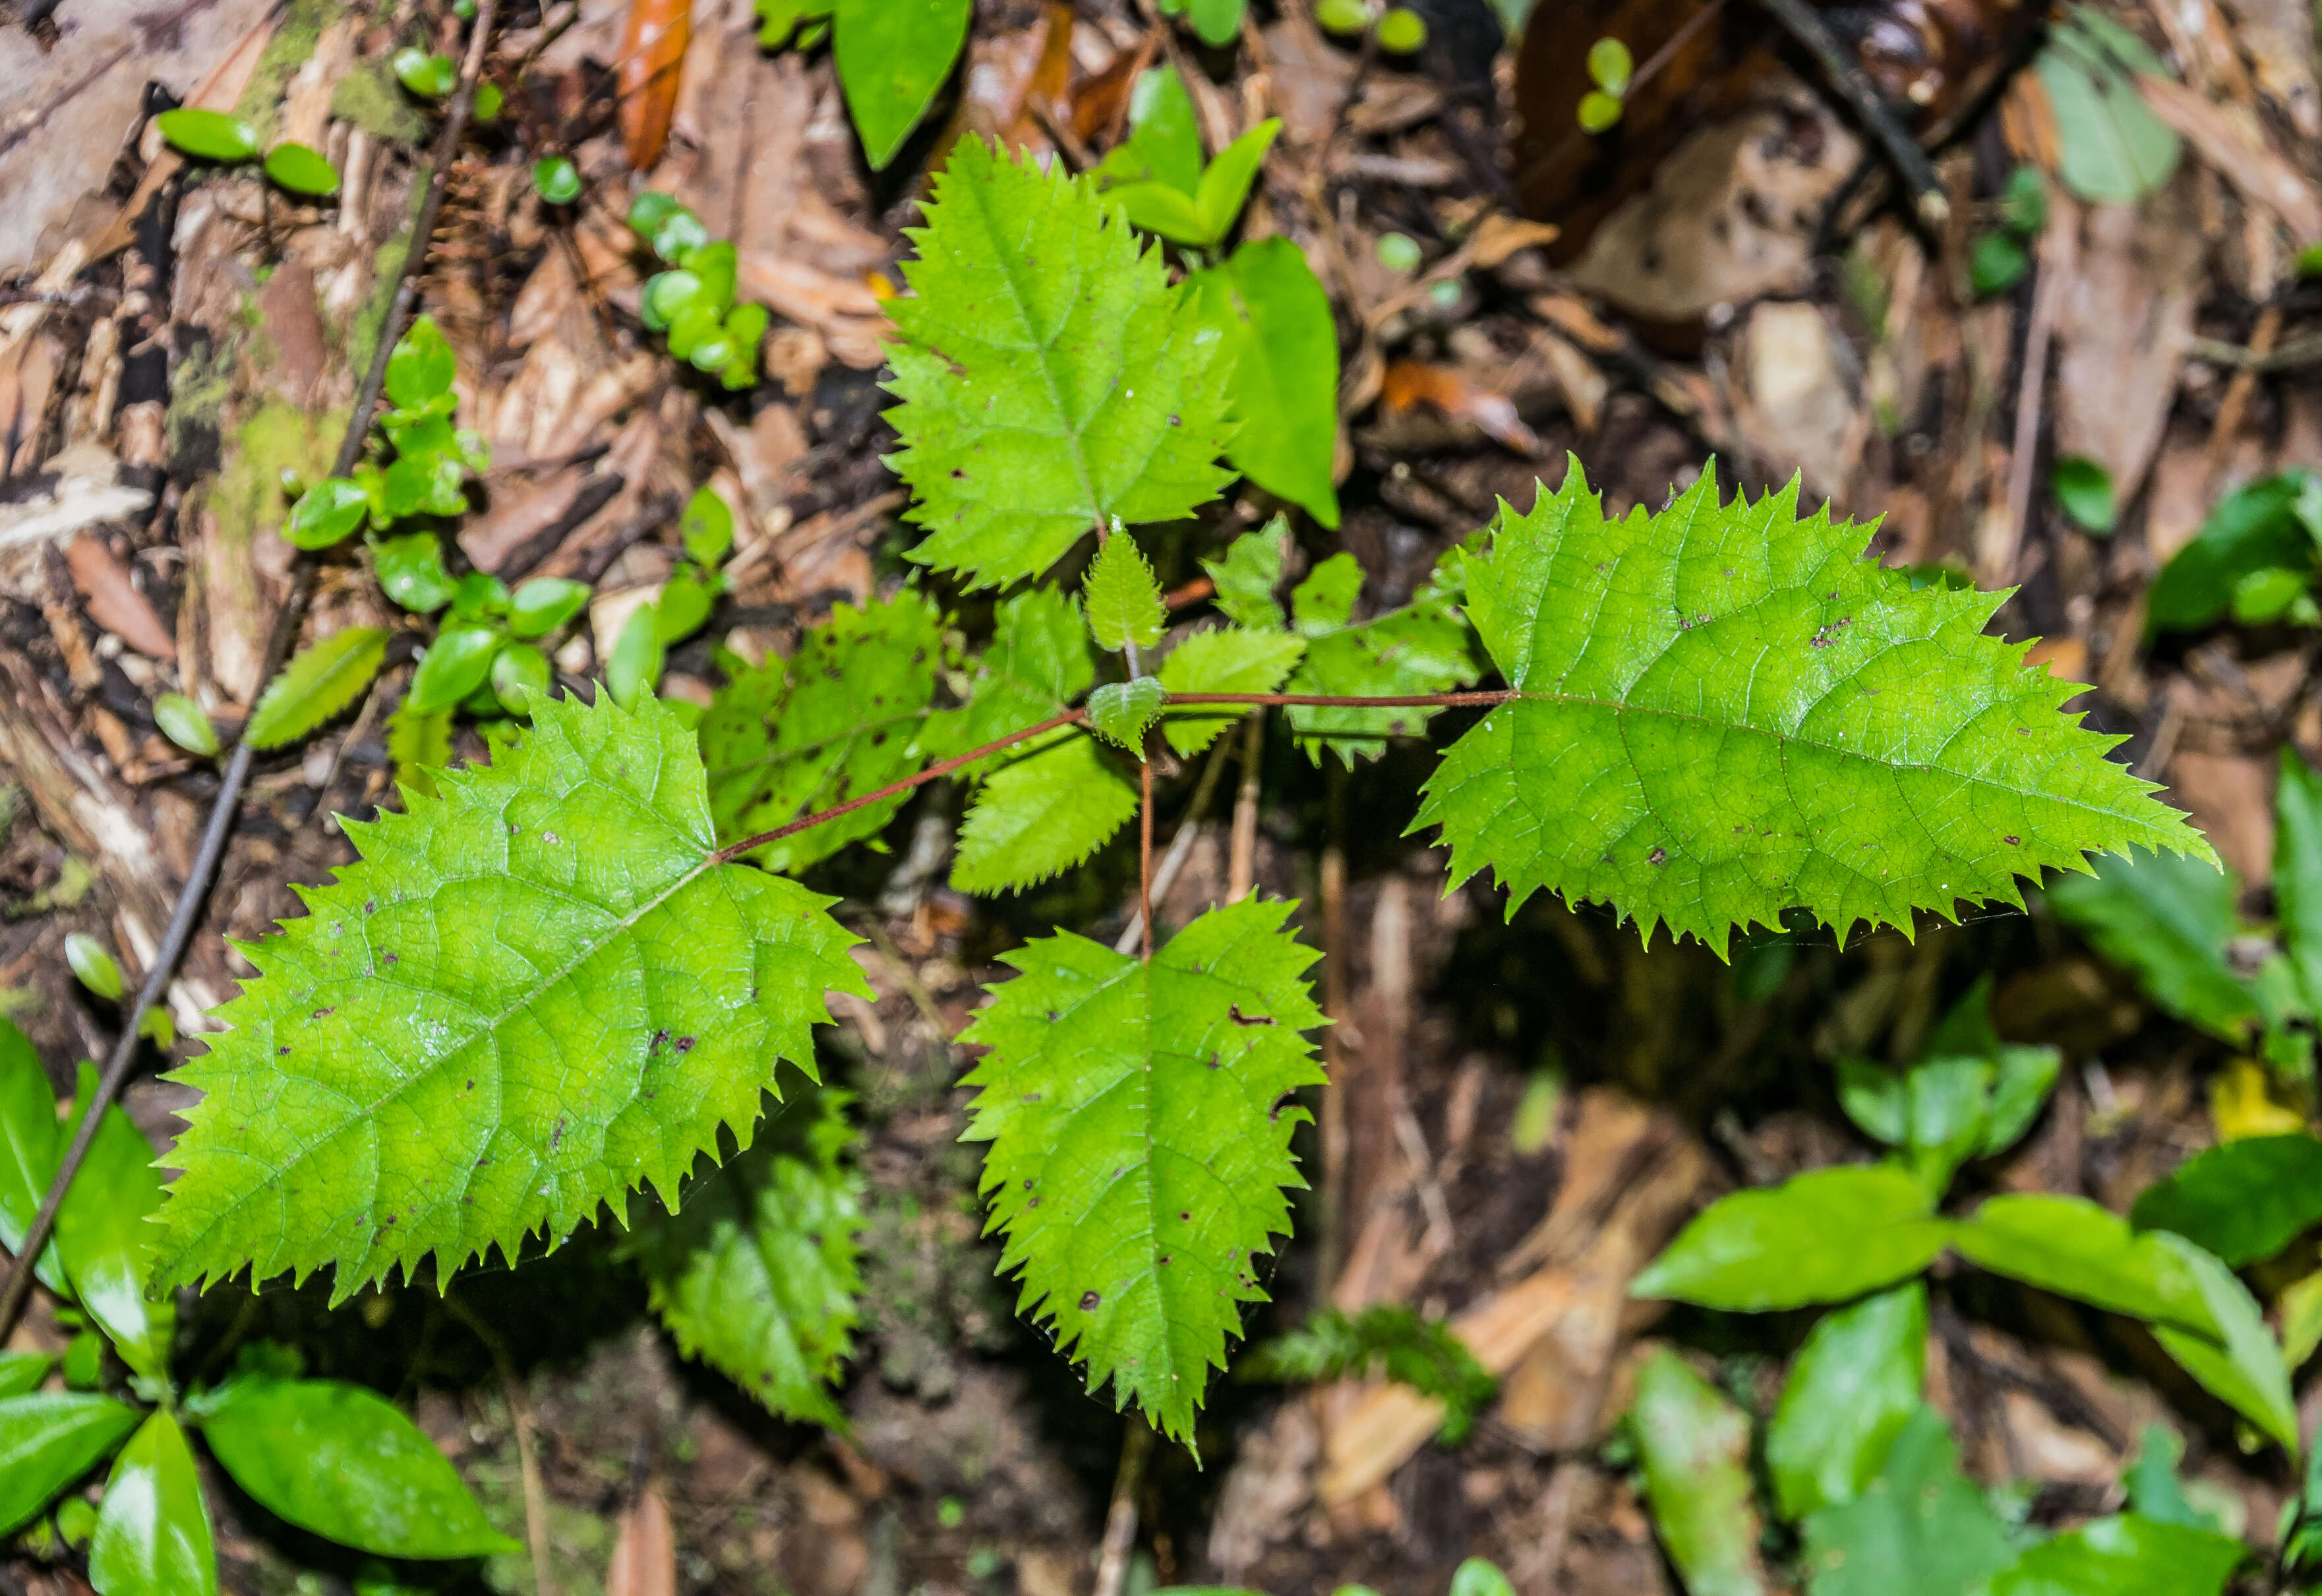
[1752,0,1948,227]
[0,0,503,1344]
[1139,757,1154,963]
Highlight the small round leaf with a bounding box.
[532,156,581,205]
[154,107,258,163]
[490,643,552,715]
[1375,7,1427,53]
[65,934,124,1001]
[1375,232,1421,274]
[2052,454,2116,533]
[1969,231,2030,298]
[1314,0,1370,32]
[1586,36,1633,96]
[509,577,591,639]
[384,314,456,409]
[1577,90,1624,133]
[680,485,735,568]
[473,81,503,122]
[641,270,702,332]
[285,477,371,550]
[262,142,340,196]
[393,47,458,98]
[152,693,219,757]
[407,626,503,715]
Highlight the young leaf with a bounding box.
[703,592,944,872]
[2037,13,2181,205]
[1834,1058,1907,1146]
[1628,1350,1772,1596]
[1085,535,1167,654]
[65,933,123,999]
[0,1393,140,1536]
[2052,454,2116,533]
[244,627,388,752]
[1203,517,1291,630]
[681,484,736,568]
[372,532,459,613]
[152,694,871,1301]
[2276,748,2322,1013]
[56,1060,173,1377]
[1283,547,1477,763]
[951,732,1139,895]
[1984,1514,2244,1596]
[412,625,502,717]
[1420,464,2208,953]
[2147,471,2314,632]
[1157,628,1306,756]
[1088,677,1166,748]
[88,1413,216,1596]
[532,156,581,204]
[155,107,258,163]
[1799,1405,2015,1596]
[1950,1193,2216,1336]
[0,1353,50,1399]
[1188,237,1342,528]
[624,1088,863,1425]
[489,643,551,717]
[2044,850,2255,1040]
[153,692,220,757]
[1192,120,1280,242]
[831,0,970,168]
[1979,1045,2062,1156]
[2145,1231,2298,1453]
[510,577,592,640]
[385,314,457,409]
[2124,1425,2215,1529]
[960,897,1326,1444]
[200,1377,517,1556]
[1630,1164,1950,1311]
[885,139,1237,591]
[262,142,340,196]
[0,1020,66,1293]
[2131,1135,2322,1266]
[1766,1283,1927,1523]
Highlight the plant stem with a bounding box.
[1140,755,1154,962]
[1163,690,1516,707]
[1751,0,1949,227]
[0,0,502,1345]
[1092,1417,1156,1596]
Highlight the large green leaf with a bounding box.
[885,138,1237,591]
[1950,1194,2217,1336]
[1766,1284,1926,1523]
[1420,464,2208,952]
[1984,1514,2244,1596]
[200,1376,516,1556]
[1189,237,1342,528]
[624,1088,864,1425]
[831,0,969,169]
[153,693,870,1301]
[2132,1135,2322,1266]
[88,1412,216,1596]
[1799,1405,2016,1596]
[1628,1349,1770,1596]
[243,626,388,750]
[0,1392,140,1535]
[2145,1231,2297,1453]
[702,592,945,873]
[951,730,1139,895]
[0,1018,65,1293]
[55,1061,173,1376]
[1630,1163,1950,1311]
[2044,850,2255,1041]
[959,897,1326,1444]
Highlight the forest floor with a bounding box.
[3,0,2321,1591]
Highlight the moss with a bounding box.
[331,59,429,144]
[345,164,430,376]
[164,333,237,467]
[212,400,348,556]
[232,0,336,144]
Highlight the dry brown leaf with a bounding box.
[618,0,691,170]
[606,1486,676,1596]
[66,531,175,662]
[2054,185,2205,508]
[2137,76,2322,243]
[1470,214,1561,269]
[1007,4,1076,147]
[1380,361,1539,455]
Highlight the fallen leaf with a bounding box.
[66,531,175,662]
[1381,361,1539,454]
[618,0,691,170]
[2138,75,2322,241]
[607,1485,676,1596]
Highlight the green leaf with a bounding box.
[88,1413,215,1596]
[655,566,717,645]
[1375,7,1426,51]
[56,1060,173,1376]
[152,692,220,757]
[509,577,591,640]
[0,1353,49,1399]
[0,1392,140,1536]
[392,47,458,99]
[1189,238,1342,528]
[1284,548,1478,764]
[2124,1424,2214,1529]
[1100,66,1204,196]
[682,485,736,568]
[151,694,871,1300]
[1193,121,1279,239]
[1950,1193,2216,1336]
[641,269,703,332]
[155,107,258,162]
[2044,849,2255,1041]
[245,628,389,750]
[2052,455,2116,533]
[1835,1058,1907,1146]
[1628,1349,1771,1596]
[201,1376,516,1556]
[1185,0,1245,46]
[387,701,450,793]
[1577,90,1623,133]
[532,156,581,204]
[2038,14,2181,204]
[0,1020,67,1294]
[2131,1135,2322,1265]
[1158,628,1306,756]
[1085,537,1168,654]
[407,625,500,717]
[703,592,945,872]
[2145,1231,2297,1452]
[1799,1405,2015,1596]
[1088,677,1166,748]
[1969,232,2029,297]
[831,0,970,169]
[1630,1163,1949,1311]
[2275,749,2322,1013]
[372,531,459,613]
[2147,471,2312,632]
[1984,1514,2244,1596]
[1419,463,2208,952]
[951,731,1139,895]
[930,588,1100,770]
[262,142,340,196]
[1767,1284,1927,1523]
[384,314,456,409]
[960,897,1326,1444]
[489,643,551,717]
[885,139,1238,591]
[1203,519,1290,630]
[67,932,123,999]
[624,1088,862,1425]
[285,477,370,550]
[2000,165,2048,235]
[1587,36,1633,94]
[1980,1046,2062,1156]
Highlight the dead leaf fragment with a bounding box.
[67,532,175,662]
[619,0,692,170]
[607,1486,676,1596]
[1381,362,1539,455]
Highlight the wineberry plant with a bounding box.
[134,138,2206,1458]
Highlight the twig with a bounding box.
[2188,330,2322,371]
[1114,730,1236,953]
[1092,1419,1156,1596]
[1228,709,1263,903]
[446,1296,557,1596]
[1751,0,1948,227]
[0,0,502,1345]
[1988,193,2076,588]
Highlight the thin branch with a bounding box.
[0,0,502,1344]
[1163,690,1515,707]
[1752,0,1949,227]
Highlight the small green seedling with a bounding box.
[628,192,769,391]
[154,108,340,198]
[1578,37,1631,132]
